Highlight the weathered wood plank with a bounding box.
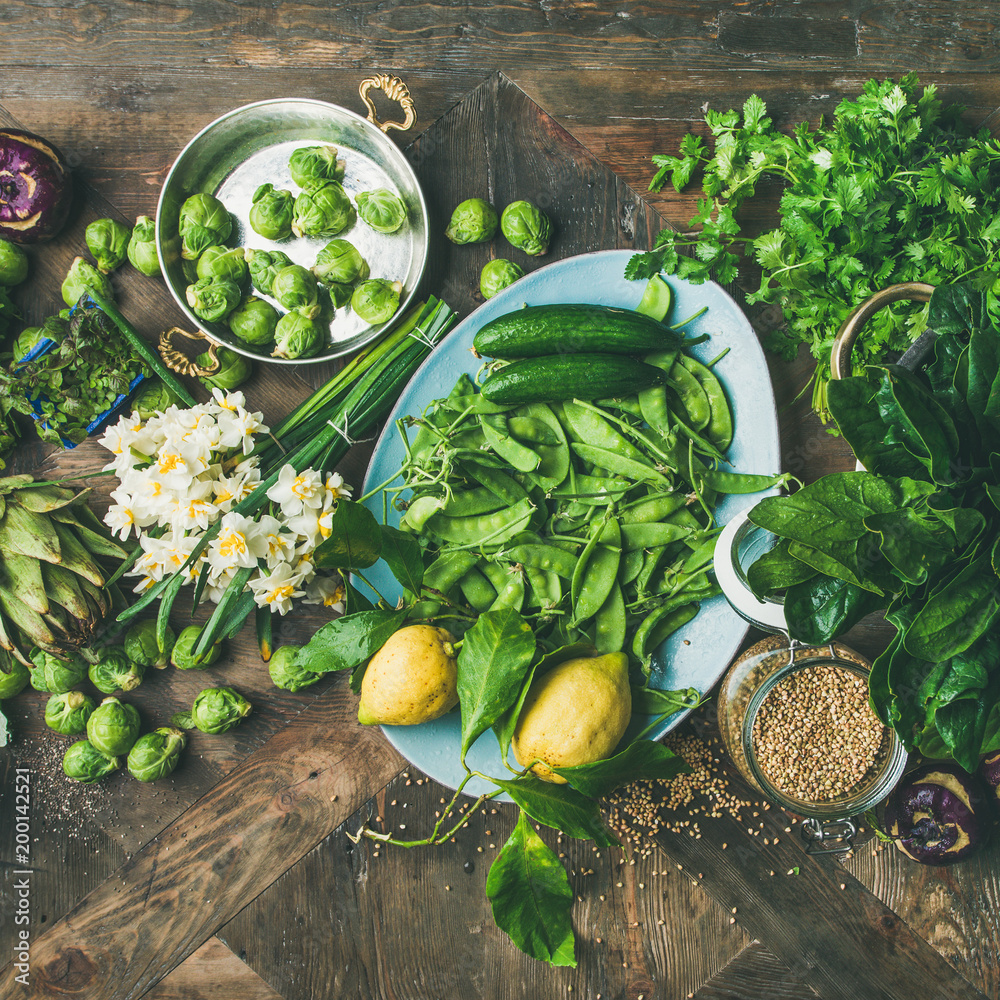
[1,1,998,73]
[144,937,284,1000]
[693,941,819,1000]
[0,676,406,1000]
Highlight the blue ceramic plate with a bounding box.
[360,250,780,796]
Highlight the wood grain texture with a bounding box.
[144,937,284,1000]
[693,941,819,1000]
[0,676,406,1000]
[1,2,998,73]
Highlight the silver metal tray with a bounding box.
[155,93,429,365]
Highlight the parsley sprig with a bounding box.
[627,75,1000,421]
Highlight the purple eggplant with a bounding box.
[978,750,1000,806]
[884,763,990,866]
[0,128,73,244]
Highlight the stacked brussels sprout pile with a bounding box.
[444,196,553,299]
[4,618,254,785]
[175,143,411,362]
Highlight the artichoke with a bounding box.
[63,740,120,783]
[127,726,186,782]
[45,690,96,735]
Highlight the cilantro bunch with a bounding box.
[627,75,1000,421]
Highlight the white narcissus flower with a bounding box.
[104,503,137,541]
[303,573,345,610]
[249,562,306,615]
[259,515,297,568]
[98,412,144,459]
[218,406,268,455]
[323,472,353,504]
[207,511,270,571]
[266,464,325,516]
[209,387,246,414]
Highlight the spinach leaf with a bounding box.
[935,669,1000,772]
[787,536,887,595]
[745,538,817,598]
[486,811,576,968]
[783,574,885,645]
[456,609,536,763]
[864,508,955,585]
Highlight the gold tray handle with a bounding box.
[158,327,222,377]
[359,75,416,134]
[830,282,935,379]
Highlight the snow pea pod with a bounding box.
[423,550,479,594]
[632,596,701,660]
[561,401,647,465]
[486,563,525,612]
[571,513,620,627]
[666,359,711,431]
[620,546,647,586]
[440,487,506,518]
[594,581,626,654]
[677,353,733,450]
[620,492,688,524]
[461,462,529,506]
[524,565,561,610]
[699,469,791,494]
[479,413,541,473]
[423,496,534,548]
[502,543,579,579]
[518,402,570,490]
[620,521,691,551]
[458,565,497,612]
[571,444,670,486]
[508,414,560,446]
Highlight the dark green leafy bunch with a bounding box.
[627,76,1000,420]
[2,299,151,445]
[745,283,1000,773]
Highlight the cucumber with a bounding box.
[480,354,665,405]
[473,303,680,359]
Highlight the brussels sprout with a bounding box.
[351,279,401,325]
[480,258,525,299]
[124,619,176,669]
[291,181,354,239]
[62,256,114,308]
[63,740,120,784]
[445,198,498,245]
[127,215,160,276]
[178,192,232,261]
[249,183,295,241]
[326,282,353,310]
[289,144,346,190]
[355,188,407,235]
[127,726,186,782]
[228,295,279,346]
[0,658,30,699]
[246,248,293,297]
[500,200,552,256]
[271,308,327,360]
[197,345,253,391]
[268,645,323,692]
[130,377,181,421]
[45,690,96,735]
[271,264,320,316]
[312,238,370,286]
[196,245,249,285]
[88,648,145,695]
[171,625,222,670]
[86,696,141,756]
[85,217,131,274]
[191,686,252,734]
[0,238,28,286]
[29,648,87,694]
[185,275,242,323]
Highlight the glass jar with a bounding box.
[712,510,908,851]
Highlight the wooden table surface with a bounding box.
[2,4,1000,999]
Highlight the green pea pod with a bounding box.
[621,522,691,551]
[400,494,446,532]
[594,581,626,654]
[572,540,621,627]
[632,596,701,661]
[439,487,506,518]
[667,508,704,532]
[423,496,535,549]
[677,353,734,450]
[423,550,479,595]
[680,530,723,575]
[461,462,529,506]
[638,384,673,436]
[479,413,541,473]
[620,547,647,586]
[501,543,579,579]
[571,444,670,486]
[666,359,711,431]
[457,566,497,612]
[517,403,570,490]
[524,565,561,610]
[635,545,677,596]
[560,401,648,465]
[595,395,645,418]
[489,566,525,611]
[620,492,688,524]
[507,415,560,446]
[700,469,792,494]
